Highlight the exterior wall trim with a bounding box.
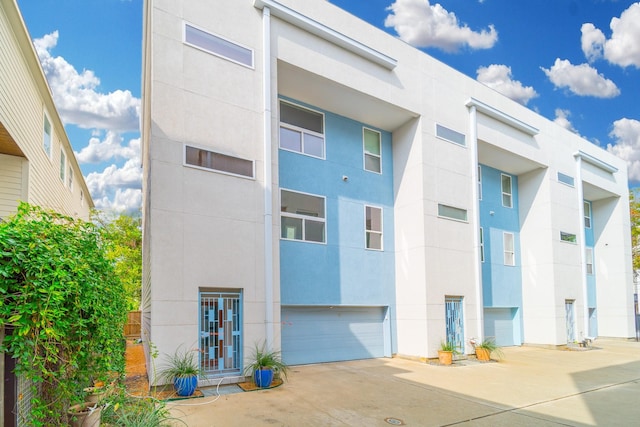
[465,98,539,136]
[253,0,397,70]
[574,150,618,174]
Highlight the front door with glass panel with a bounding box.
[565,300,576,343]
[445,296,464,354]
[199,290,242,376]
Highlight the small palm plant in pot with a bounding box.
[158,346,203,396]
[438,341,458,365]
[244,342,289,388]
[473,337,503,361]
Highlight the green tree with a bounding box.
[93,211,142,311]
[630,189,640,272]
[0,203,127,425]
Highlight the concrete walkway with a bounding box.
[167,339,640,426]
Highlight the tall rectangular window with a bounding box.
[280,189,326,243]
[185,145,254,178]
[478,165,482,200]
[68,166,73,190]
[479,227,485,262]
[585,247,594,275]
[503,232,515,266]
[184,23,253,68]
[43,114,52,157]
[279,101,325,159]
[363,128,381,173]
[365,206,383,250]
[584,201,592,228]
[59,150,66,182]
[501,174,512,208]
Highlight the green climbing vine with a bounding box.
[0,203,128,425]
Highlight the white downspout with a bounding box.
[575,155,590,339]
[262,6,274,349]
[468,105,484,345]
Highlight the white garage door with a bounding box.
[281,306,387,365]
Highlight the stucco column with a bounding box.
[574,154,590,339]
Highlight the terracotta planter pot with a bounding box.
[68,402,102,427]
[438,350,453,365]
[476,347,491,361]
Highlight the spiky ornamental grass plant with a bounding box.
[475,337,504,359]
[243,342,289,382]
[0,203,128,425]
[157,346,203,381]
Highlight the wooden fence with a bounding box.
[124,310,141,338]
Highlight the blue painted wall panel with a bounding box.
[279,98,396,307]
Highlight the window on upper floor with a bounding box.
[279,101,325,159]
[584,201,592,228]
[560,232,577,243]
[280,189,326,243]
[184,22,253,68]
[436,124,466,146]
[438,204,468,222]
[68,166,73,191]
[479,227,485,262]
[43,114,52,158]
[363,128,381,173]
[558,172,574,187]
[501,173,512,208]
[503,232,515,266]
[365,205,383,250]
[585,247,594,275]
[478,165,482,200]
[80,189,84,206]
[59,149,66,183]
[185,145,254,178]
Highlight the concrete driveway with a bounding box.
[167,339,640,426]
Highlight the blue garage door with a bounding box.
[484,307,519,346]
[281,306,386,365]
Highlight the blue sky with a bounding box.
[16,0,640,213]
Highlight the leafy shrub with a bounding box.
[0,203,128,425]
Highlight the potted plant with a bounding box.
[437,341,458,365]
[244,342,289,388]
[472,337,503,361]
[158,346,202,397]
[67,402,102,427]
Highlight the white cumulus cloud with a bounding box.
[607,118,640,181]
[581,3,640,68]
[384,0,498,52]
[33,31,140,132]
[75,131,140,164]
[553,109,579,135]
[476,64,538,105]
[540,58,620,98]
[85,155,142,214]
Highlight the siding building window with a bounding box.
[479,227,485,262]
[43,114,52,157]
[438,204,467,222]
[584,201,592,228]
[281,189,326,243]
[365,205,383,250]
[503,232,515,266]
[436,124,466,146]
[59,150,66,183]
[560,232,577,243]
[586,247,594,274]
[558,172,575,187]
[279,101,325,159]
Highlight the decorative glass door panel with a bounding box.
[445,296,464,354]
[199,291,241,376]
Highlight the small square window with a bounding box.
[280,189,326,243]
[279,101,325,159]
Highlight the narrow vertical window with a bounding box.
[478,165,482,200]
[479,227,484,262]
[59,150,66,183]
[584,201,591,228]
[43,114,52,157]
[501,174,512,208]
[365,206,383,250]
[68,166,74,191]
[585,247,594,275]
[503,232,515,266]
[363,128,381,173]
[80,190,84,206]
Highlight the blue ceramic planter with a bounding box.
[254,368,274,388]
[174,375,198,396]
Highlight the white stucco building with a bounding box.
[141,0,635,385]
